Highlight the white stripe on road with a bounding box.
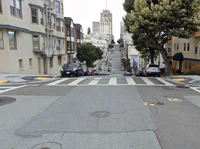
[190,87,200,93]
[141,77,155,85]
[108,78,117,85]
[68,78,85,86]
[0,85,27,94]
[46,78,69,86]
[156,78,174,86]
[126,78,136,85]
[88,78,101,85]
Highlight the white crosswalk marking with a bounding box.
[44,77,175,87]
[141,77,155,85]
[88,78,101,85]
[0,85,27,94]
[68,78,85,86]
[108,78,117,85]
[46,78,69,86]
[156,78,174,86]
[126,78,136,85]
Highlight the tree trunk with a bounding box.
[149,47,154,64]
[151,39,173,76]
[160,47,173,76]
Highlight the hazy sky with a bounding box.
[63,0,126,40]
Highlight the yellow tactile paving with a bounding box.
[34,77,50,81]
[172,78,185,82]
[0,80,8,84]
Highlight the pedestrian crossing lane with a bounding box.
[46,77,174,86]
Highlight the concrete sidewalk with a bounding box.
[0,73,58,84]
[169,75,200,86]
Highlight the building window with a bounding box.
[10,0,15,15]
[187,43,190,51]
[8,31,16,49]
[16,0,21,17]
[54,38,56,49]
[71,42,74,50]
[55,1,60,13]
[58,56,62,65]
[195,42,198,54]
[0,30,3,49]
[57,39,61,50]
[10,0,22,17]
[67,41,70,49]
[71,28,74,37]
[184,43,186,51]
[52,16,55,28]
[174,44,176,51]
[29,58,32,66]
[50,57,53,68]
[33,35,39,49]
[19,59,23,68]
[56,20,61,31]
[61,2,63,14]
[61,40,65,49]
[40,10,43,25]
[31,8,38,23]
[67,27,70,36]
[41,36,45,50]
[0,0,2,13]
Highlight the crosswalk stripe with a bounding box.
[108,78,117,85]
[141,77,155,85]
[0,85,27,94]
[156,78,174,86]
[88,78,101,85]
[68,78,85,86]
[126,78,136,85]
[46,78,69,86]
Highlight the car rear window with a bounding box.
[149,64,159,67]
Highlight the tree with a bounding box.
[123,0,200,75]
[117,38,123,44]
[77,43,103,67]
[87,27,91,35]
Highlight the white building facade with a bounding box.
[0,0,66,75]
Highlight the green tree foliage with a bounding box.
[123,0,200,75]
[77,43,103,67]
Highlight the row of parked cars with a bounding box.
[136,64,161,77]
[60,63,109,77]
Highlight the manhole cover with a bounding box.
[30,142,62,149]
[0,97,16,106]
[90,111,111,118]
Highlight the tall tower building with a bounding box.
[99,0,113,36]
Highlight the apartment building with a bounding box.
[64,17,84,63]
[166,33,200,73]
[0,0,66,75]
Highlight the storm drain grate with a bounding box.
[41,148,50,149]
[157,102,165,105]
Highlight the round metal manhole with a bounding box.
[30,142,62,149]
[0,97,16,106]
[90,111,111,118]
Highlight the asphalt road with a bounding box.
[0,45,200,148]
[109,44,123,75]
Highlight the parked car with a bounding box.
[144,64,161,77]
[136,67,145,76]
[82,65,89,76]
[60,63,84,77]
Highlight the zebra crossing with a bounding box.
[0,84,27,94]
[46,77,175,87]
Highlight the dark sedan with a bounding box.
[60,63,84,77]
